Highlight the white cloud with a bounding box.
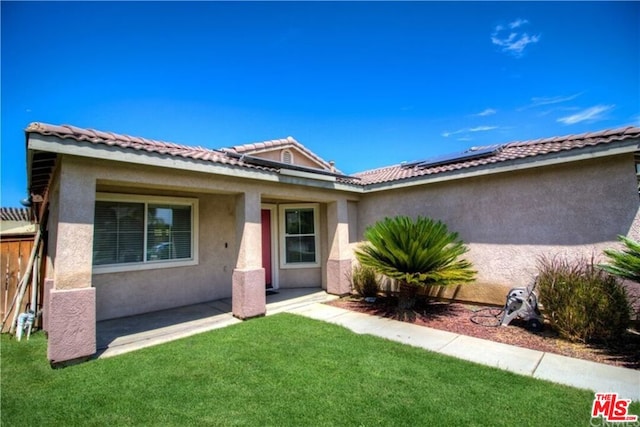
[491,19,540,57]
[557,105,615,125]
[469,126,498,132]
[441,130,460,138]
[474,108,497,117]
[519,93,582,110]
[509,19,528,29]
[442,126,498,137]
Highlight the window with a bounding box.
[279,204,319,268]
[93,194,198,273]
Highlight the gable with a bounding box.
[223,136,338,173]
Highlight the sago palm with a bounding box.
[355,216,476,312]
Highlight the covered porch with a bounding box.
[96,288,338,358]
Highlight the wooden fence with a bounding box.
[0,236,40,333]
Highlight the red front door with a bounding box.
[261,209,272,288]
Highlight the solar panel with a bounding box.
[403,145,502,169]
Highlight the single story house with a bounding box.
[25,122,640,363]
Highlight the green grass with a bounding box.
[2,313,636,426]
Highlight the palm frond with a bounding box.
[355,216,476,289]
[599,235,640,283]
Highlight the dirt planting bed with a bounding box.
[326,296,640,370]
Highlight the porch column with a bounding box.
[48,163,96,364]
[232,191,266,319]
[326,199,352,295]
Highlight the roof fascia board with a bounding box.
[279,168,336,182]
[27,134,363,194]
[363,141,639,193]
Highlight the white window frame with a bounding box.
[93,193,199,274]
[279,203,320,269]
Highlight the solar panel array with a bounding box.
[403,146,503,169]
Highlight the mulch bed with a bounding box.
[326,296,640,370]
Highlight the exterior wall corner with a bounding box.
[47,287,96,364]
[232,268,266,319]
[326,258,352,295]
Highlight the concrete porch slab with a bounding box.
[96,288,333,358]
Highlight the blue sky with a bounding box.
[1,1,638,207]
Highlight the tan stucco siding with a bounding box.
[93,193,237,320]
[53,160,96,290]
[252,148,324,169]
[45,171,60,279]
[357,154,640,303]
[278,268,322,288]
[51,155,358,319]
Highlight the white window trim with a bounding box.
[93,193,199,274]
[261,203,279,289]
[279,203,320,269]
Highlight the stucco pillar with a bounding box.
[326,199,352,295]
[47,161,97,364]
[41,278,54,332]
[232,191,265,319]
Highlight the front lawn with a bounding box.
[1,313,629,426]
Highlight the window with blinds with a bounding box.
[93,201,144,265]
[92,194,197,271]
[146,204,192,261]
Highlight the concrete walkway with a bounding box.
[96,289,639,401]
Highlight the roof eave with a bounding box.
[27,134,364,194]
[362,139,640,192]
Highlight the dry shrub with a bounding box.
[537,255,631,343]
[351,264,379,298]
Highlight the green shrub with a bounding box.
[351,264,379,298]
[537,256,631,343]
[355,216,475,311]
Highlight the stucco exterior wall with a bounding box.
[357,154,640,304]
[279,268,323,288]
[93,193,237,320]
[51,155,358,320]
[45,172,60,279]
[252,148,323,169]
[54,162,96,290]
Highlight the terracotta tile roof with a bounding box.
[26,123,640,189]
[354,126,640,185]
[25,122,259,170]
[224,136,337,172]
[0,207,32,222]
